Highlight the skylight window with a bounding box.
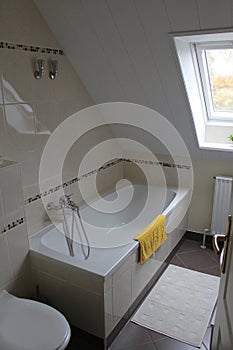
[173,31,233,151]
[195,43,233,121]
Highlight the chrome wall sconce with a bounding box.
[34,59,45,79]
[49,60,58,80]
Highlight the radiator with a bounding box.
[211,176,233,235]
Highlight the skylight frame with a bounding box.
[195,41,233,123]
[173,31,233,151]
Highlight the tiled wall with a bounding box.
[0,0,125,237]
[0,161,31,296]
[0,36,95,233]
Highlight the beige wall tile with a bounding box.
[1,50,34,104]
[0,163,25,225]
[0,0,59,47]
[0,233,13,289]
[7,223,29,278]
[25,198,50,236]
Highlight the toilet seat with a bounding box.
[0,290,71,350]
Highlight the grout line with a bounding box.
[201,265,220,276]
[173,254,189,269]
[205,249,220,264]
[177,248,220,267]
[176,248,203,255]
[146,328,168,345]
[152,341,159,350]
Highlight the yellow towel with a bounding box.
[134,214,167,264]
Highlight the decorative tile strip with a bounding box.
[24,157,191,205]
[122,158,191,170]
[0,41,64,55]
[24,159,124,205]
[1,217,24,234]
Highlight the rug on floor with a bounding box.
[132,264,220,348]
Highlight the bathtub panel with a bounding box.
[169,228,183,252]
[104,275,114,336]
[31,268,105,336]
[67,266,104,295]
[33,269,66,298]
[112,253,133,284]
[30,251,104,295]
[31,262,105,337]
[112,266,132,326]
[64,283,105,338]
[131,251,163,303]
[169,214,187,252]
[152,238,170,262]
[30,252,69,281]
[11,265,33,298]
[32,269,67,316]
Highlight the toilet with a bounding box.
[0,290,71,350]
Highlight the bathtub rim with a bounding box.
[30,228,138,279]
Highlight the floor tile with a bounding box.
[109,322,152,350]
[201,264,221,277]
[120,343,157,350]
[205,247,221,263]
[176,249,219,273]
[177,239,201,253]
[153,337,202,350]
[67,326,103,349]
[170,254,187,268]
[146,329,168,343]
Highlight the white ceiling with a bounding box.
[33,0,233,160]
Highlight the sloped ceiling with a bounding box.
[33,0,233,160]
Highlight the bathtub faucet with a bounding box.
[47,194,80,214]
[60,194,80,214]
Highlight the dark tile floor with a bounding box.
[67,238,221,350]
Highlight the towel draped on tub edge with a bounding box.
[134,214,167,264]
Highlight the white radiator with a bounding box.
[211,176,233,235]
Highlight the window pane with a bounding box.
[206,49,233,114]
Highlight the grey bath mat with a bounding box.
[132,264,220,347]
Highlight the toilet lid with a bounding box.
[0,291,71,350]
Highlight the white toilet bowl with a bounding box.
[0,290,71,350]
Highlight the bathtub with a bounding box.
[29,184,190,346]
[30,184,187,277]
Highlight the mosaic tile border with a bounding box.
[1,158,191,233]
[124,158,191,170]
[1,217,24,234]
[24,158,123,205]
[24,158,191,205]
[0,41,64,55]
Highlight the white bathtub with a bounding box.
[30,184,188,277]
[29,184,190,343]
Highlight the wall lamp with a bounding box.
[49,60,58,80]
[34,59,45,79]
